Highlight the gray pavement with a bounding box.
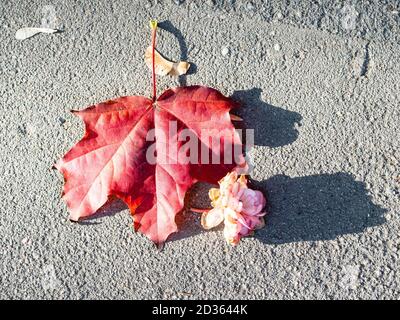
[0,0,399,299]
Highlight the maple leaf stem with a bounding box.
[150,19,158,102]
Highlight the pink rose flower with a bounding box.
[200,172,266,245]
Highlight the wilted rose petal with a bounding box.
[201,208,224,230]
[240,189,266,216]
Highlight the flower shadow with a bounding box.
[251,173,387,244]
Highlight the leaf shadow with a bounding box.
[76,198,127,226]
[158,20,198,87]
[231,88,302,147]
[251,173,387,244]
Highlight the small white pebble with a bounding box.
[221,46,230,56]
[21,237,29,245]
[274,43,281,51]
[26,123,37,135]
[275,12,283,20]
[246,2,255,11]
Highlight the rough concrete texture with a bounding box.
[0,0,399,299]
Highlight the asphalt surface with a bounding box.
[0,0,399,299]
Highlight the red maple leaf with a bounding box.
[55,21,245,244]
